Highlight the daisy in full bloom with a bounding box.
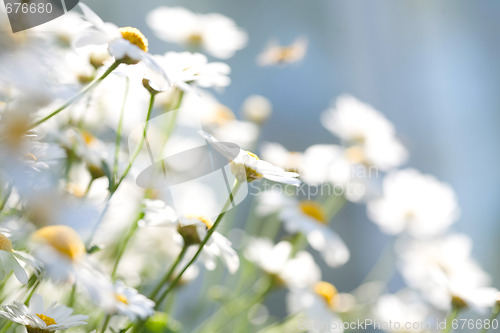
[147,7,247,59]
[321,95,408,171]
[244,238,321,289]
[367,168,460,237]
[257,190,350,267]
[154,52,230,92]
[96,280,155,320]
[257,36,308,67]
[398,234,498,311]
[287,281,344,333]
[0,232,41,285]
[0,294,88,332]
[75,3,169,90]
[201,132,300,186]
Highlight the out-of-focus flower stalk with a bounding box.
[148,244,189,301]
[29,61,121,130]
[112,77,130,184]
[156,180,241,304]
[479,303,500,333]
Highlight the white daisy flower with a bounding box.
[155,52,230,91]
[99,280,155,320]
[286,282,344,333]
[321,95,408,170]
[0,294,88,332]
[75,3,169,90]
[141,199,240,274]
[398,234,497,311]
[31,225,88,283]
[300,144,370,202]
[257,36,308,67]
[147,7,247,59]
[201,132,300,186]
[244,238,320,289]
[0,233,41,285]
[367,169,460,237]
[257,190,350,267]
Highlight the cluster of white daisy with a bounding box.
[0,2,497,333]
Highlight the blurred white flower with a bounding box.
[244,238,320,288]
[0,233,41,285]
[257,190,350,267]
[257,36,308,66]
[287,281,344,333]
[75,3,169,90]
[373,292,430,333]
[155,52,230,91]
[0,294,88,332]
[398,234,497,311]
[147,7,247,59]
[241,95,273,125]
[32,225,88,283]
[368,169,460,237]
[98,280,155,320]
[321,95,408,170]
[260,142,303,172]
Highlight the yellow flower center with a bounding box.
[344,146,365,164]
[187,33,203,46]
[210,105,235,126]
[24,153,38,162]
[0,233,13,252]
[116,293,129,304]
[82,130,96,146]
[186,215,213,229]
[299,201,327,224]
[36,314,57,326]
[33,225,86,262]
[246,151,260,160]
[119,27,149,52]
[314,281,337,307]
[276,46,298,63]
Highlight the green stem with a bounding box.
[86,92,156,247]
[83,178,94,197]
[155,180,241,306]
[0,183,12,211]
[0,322,12,333]
[114,92,156,192]
[111,210,144,280]
[28,61,120,129]
[100,314,111,333]
[442,306,460,333]
[112,77,130,186]
[322,194,347,221]
[149,245,188,302]
[480,304,500,333]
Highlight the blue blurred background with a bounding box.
[85,0,500,323]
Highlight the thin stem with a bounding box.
[442,306,460,333]
[114,92,156,192]
[156,181,241,306]
[112,77,130,186]
[83,178,95,197]
[86,92,156,247]
[29,61,120,129]
[0,322,12,333]
[100,314,111,333]
[0,183,12,211]
[480,304,500,333]
[149,245,188,302]
[111,209,144,280]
